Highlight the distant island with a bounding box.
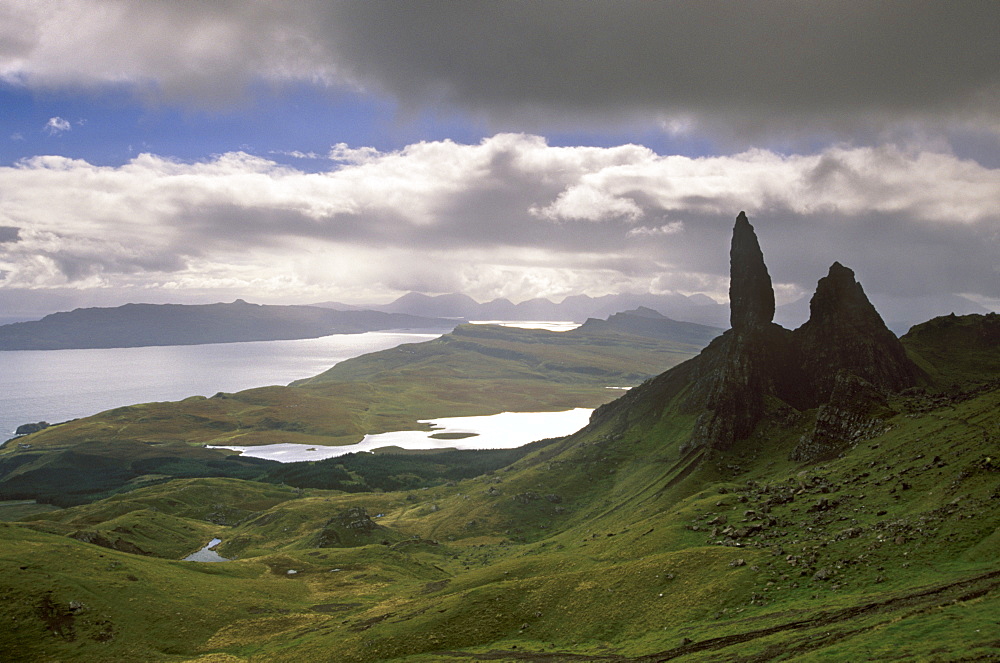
[314,290,731,328]
[318,289,991,335]
[0,300,456,351]
[573,305,721,345]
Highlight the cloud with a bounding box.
[1,2,996,137]
[0,134,997,308]
[43,116,71,135]
[270,150,321,160]
[628,222,685,237]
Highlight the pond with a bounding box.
[182,538,230,562]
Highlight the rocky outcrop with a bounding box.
[686,213,799,450]
[790,371,893,463]
[15,421,49,436]
[70,530,150,556]
[729,211,775,330]
[795,262,920,402]
[686,323,794,450]
[314,506,394,548]
[681,212,921,454]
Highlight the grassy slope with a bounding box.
[5,325,699,455]
[0,324,702,505]
[1,315,997,661]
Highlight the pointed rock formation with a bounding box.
[683,213,921,454]
[730,211,775,330]
[794,262,920,402]
[599,210,923,458]
[686,213,793,450]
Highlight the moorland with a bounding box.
[0,213,997,662]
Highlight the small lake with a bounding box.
[182,538,230,562]
[209,407,594,462]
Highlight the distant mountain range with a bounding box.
[320,289,989,336]
[314,290,732,328]
[0,300,455,351]
[5,287,981,352]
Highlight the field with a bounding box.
[0,315,997,661]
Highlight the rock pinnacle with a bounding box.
[729,212,775,330]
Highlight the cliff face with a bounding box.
[683,212,921,453]
[795,262,920,402]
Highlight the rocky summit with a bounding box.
[615,211,923,454]
[729,211,776,330]
[796,261,920,402]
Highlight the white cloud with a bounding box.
[270,150,321,160]
[628,222,685,237]
[43,116,71,135]
[0,134,997,308]
[532,185,644,223]
[328,143,382,164]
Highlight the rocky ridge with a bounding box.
[605,212,923,459]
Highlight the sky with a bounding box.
[1,1,998,325]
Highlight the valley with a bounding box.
[0,215,997,662]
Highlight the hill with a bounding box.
[0,300,454,350]
[0,213,997,662]
[315,290,731,328]
[573,306,722,345]
[1,313,711,506]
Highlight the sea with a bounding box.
[0,331,443,438]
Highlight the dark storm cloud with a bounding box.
[0,226,19,243]
[324,1,1000,135]
[4,2,997,137]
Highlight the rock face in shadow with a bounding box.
[790,371,892,463]
[686,322,795,450]
[686,213,797,450]
[729,211,775,330]
[796,262,921,402]
[681,212,921,453]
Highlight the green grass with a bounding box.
[0,325,704,506]
[1,315,997,661]
[2,379,994,661]
[0,499,61,521]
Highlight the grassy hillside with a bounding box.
[1,314,997,661]
[1,324,704,506]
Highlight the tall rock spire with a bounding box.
[729,212,775,330]
[685,212,791,451]
[675,211,920,455]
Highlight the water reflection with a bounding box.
[209,408,593,463]
[182,538,230,562]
